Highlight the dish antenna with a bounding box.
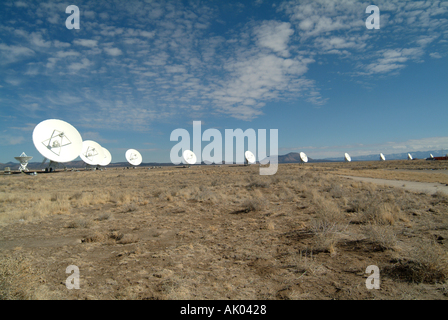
[14,152,33,172]
[299,152,308,164]
[80,140,105,167]
[245,151,256,165]
[379,153,386,161]
[407,153,413,160]
[182,150,197,165]
[344,153,351,162]
[126,149,142,166]
[100,147,112,167]
[430,154,434,159]
[32,119,83,170]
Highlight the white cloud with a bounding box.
[254,21,294,57]
[29,32,52,48]
[0,44,35,64]
[0,134,25,146]
[430,52,442,59]
[73,39,98,48]
[56,51,80,58]
[68,58,93,72]
[14,1,28,8]
[53,40,71,48]
[104,47,123,56]
[140,31,155,38]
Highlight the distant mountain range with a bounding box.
[1,150,447,170]
[322,150,448,162]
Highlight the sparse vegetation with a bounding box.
[0,160,447,300]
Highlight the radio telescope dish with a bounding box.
[299,152,308,163]
[245,151,256,164]
[80,140,105,165]
[100,148,112,166]
[14,152,33,172]
[126,149,142,166]
[407,153,413,160]
[344,153,351,162]
[32,119,83,163]
[430,154,434,159]
[380,153,386,161]
[183,150,197,165]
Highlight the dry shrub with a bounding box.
[242,198,269,212]
[431,191,448,205]
[117,234,139,244]
[329,183,344,198]
[292,250,325,276]
[246,178,270,190]
[0,255,56,300]
[121,203,138,213]
[83,231,138,244]
[110,191,133,205]
[193,189,217,203]
[364,224,399,251]
[386,241,448,283]
[96,212,112,221]
[69,192,83,201]
[276,186,295,201]
[66,219,92,229]
[83,231,109,243]
[363,201,401,225]
[309,193,347,251]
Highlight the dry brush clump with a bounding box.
[385,240,448,284]
[363,224,399,251]
[242,197,269,213]
[82,231,139,245]
[308,193,349,252]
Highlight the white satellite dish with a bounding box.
[430,154,434,159]
[126,149,142,166]
[299,152,308,163]
[344,153,351,162]
[380,153,386,161]
[245,151,256,164]
[407,153,413,160]
[32,119,83,164]
[100,147,112,166]
[80,140,105,166]
[14,152,33,172]
[183,150,197,165]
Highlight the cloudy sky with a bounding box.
[1,0,447,164]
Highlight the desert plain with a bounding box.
[1,159,448,300]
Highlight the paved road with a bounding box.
[340,175,448,195]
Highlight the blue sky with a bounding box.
[1,0,447,164]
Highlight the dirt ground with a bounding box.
[1,160,448,300]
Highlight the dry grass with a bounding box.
[386,240,448,283]
[0,161,447,300]
[363,224,399,251]
[0,255,57,300]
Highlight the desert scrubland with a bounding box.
[1,160,447,300]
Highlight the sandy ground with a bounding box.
[340,176,448,195]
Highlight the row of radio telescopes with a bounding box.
[30,119,144,170]
[11,119,429,173]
